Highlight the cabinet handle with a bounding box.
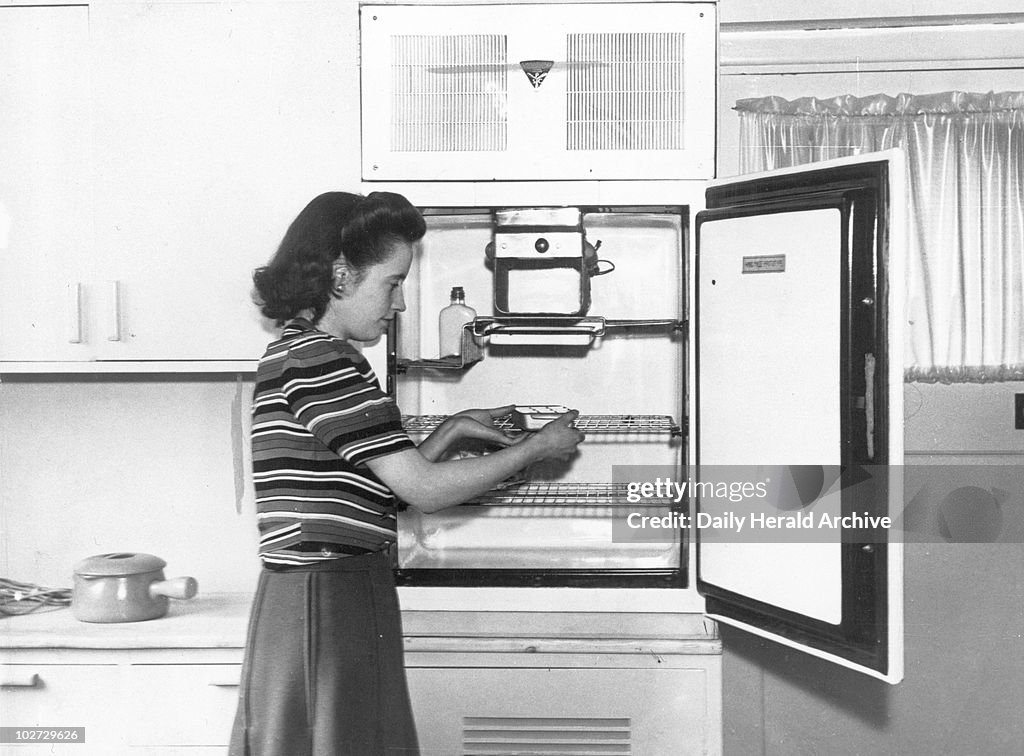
[0,672,41,688]
[208,679,240,688]
[67,282,82,344]
[107,280,121,341]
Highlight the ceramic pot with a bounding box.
[71,552,198,623]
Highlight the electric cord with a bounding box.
[0,577,73,616]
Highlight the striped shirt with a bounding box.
[251,318,415,565]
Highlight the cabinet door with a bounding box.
[127,664,241,747]
[695,151,905,683]
[0,6,93,362]
[89,0,354,361]
[0,664,123,751]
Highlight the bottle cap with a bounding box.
[451,286,465,299]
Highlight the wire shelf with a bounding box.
[472,316,684,338]
[468,316,683,347]
[464,482,675,508]
[395,318,683,366]
[402,414,681,436]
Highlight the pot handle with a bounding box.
[149,576,199,601]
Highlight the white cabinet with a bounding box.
[0,596,250,753]
[0,644,722,754]
[0,6,94,364]
[88,0,338,365]
[0,662,124,752]
[0,602,721,754]
[0,650,243,754]
[1,0,359,370]
[0,646,722,755]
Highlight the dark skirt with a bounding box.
[229,550,420,756]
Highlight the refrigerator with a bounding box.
[357,4,903,750]
[377,150,905,686]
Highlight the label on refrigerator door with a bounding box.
[741,254,786,274]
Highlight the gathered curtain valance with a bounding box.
[735,91,1024,383]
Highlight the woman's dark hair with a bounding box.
[253,191,426,325]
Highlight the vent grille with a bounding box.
[463,716,632,755]
[390,34,508,152]
[566,33,686,151]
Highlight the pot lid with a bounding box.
[74,552,166,577]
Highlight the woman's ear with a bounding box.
[332,263,350,294]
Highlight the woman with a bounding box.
[229,191,584,756]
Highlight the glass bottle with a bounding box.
[439,286,476,358]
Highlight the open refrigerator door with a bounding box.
[694,151,906,683]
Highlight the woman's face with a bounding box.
[324,239,416,342]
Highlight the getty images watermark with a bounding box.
[610,465,1022,544]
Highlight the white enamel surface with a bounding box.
[697,207,844,624]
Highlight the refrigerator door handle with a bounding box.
[864,353,875,461]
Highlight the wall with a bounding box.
[718,0,1023,25]
[0,375,261,593]
[717,3,1024,754]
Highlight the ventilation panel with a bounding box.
[463,716,632,755]
[390,34,508,153]
[567,33,686,152]
[361,3,716,180]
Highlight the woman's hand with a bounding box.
[449,404,519,446]
[528,410,585,461]
[452,405,515,433]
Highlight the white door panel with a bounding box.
[697,208,844,624]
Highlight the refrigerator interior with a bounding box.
[392,206,688,584]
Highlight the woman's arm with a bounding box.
[416,405,518,462]
[367,411,583,513]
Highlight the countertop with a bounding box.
[1,593,721,656]
[0,592,253,650]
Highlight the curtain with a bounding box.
[735,91,1024,383]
